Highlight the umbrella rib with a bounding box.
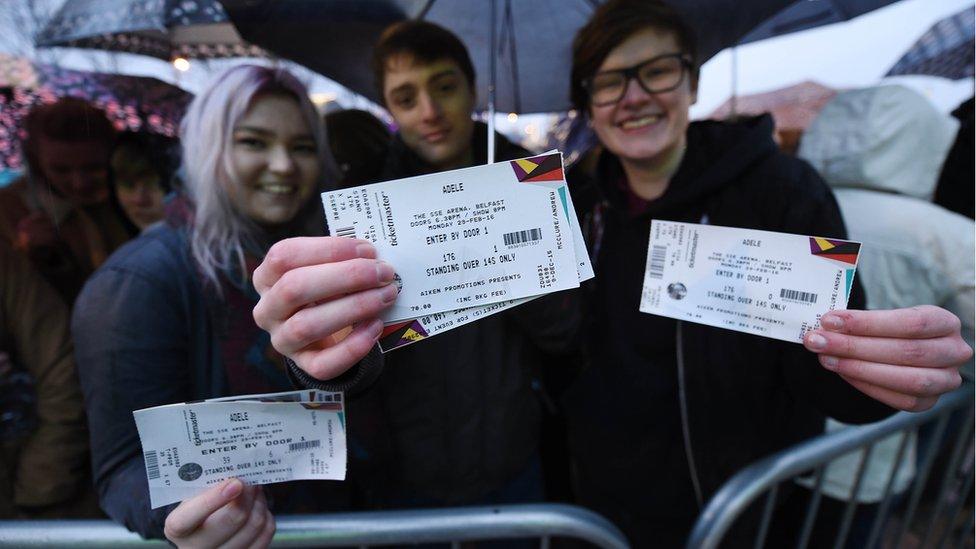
[417,0,437,20]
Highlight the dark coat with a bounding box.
[563,115,893,547]
[73,224,382,539]
[356,123,581,505]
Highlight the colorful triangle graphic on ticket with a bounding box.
[510,153,564,183]
[809,237,860,266]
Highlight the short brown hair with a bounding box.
[371,20,476,105]
[24,97,115,173]
[570,0,699,113]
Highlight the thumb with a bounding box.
[164,478,244,539]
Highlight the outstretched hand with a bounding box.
[804,305,971,411]
[253,237,397,381]
[163,478,274,549]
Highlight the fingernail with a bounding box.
[356,243,376,259]
[821,355,839,370]
[222,478,242,498]
[807,333,828,351]
[380,283,399,303]
[376,261,395,284]
[822,315,844,331]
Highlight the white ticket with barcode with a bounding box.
[134,390,345,508]
[640,221,861,343]
[378,174,594,352]
[322,152,581,323]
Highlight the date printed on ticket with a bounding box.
[134,390,346,508]
[640,221,861,343]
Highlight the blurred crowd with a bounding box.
[0,1,972,547]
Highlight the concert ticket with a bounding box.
[378,175,594,352]
[321,152,582,323]
[639,221,861,343]
[134,390,345,508]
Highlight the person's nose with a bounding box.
[268,145,296,176]
[619,76,652,109]
[418,92,443,123]
[135,183,155,206]
[71,170,94,190]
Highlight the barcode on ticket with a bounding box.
[145,451,160,480]
[648,245,667,279]
[289,440,321,452]
[504,228,542,247]
[334,226,356,238]
[780,288,818,304]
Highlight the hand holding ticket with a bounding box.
[134,390,346,508]
[321,152,585,325]
[320,152,592,351]
[640,221,861,343]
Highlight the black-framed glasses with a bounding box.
[583,53,692,107]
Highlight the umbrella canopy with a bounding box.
[35,0,264,60]
[739,0,903,45]
[0,55,192,169]
[222,0,796,114]
[708,81,838,130]
[886,7,975,80]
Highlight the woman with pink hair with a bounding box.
[72,64,395,547]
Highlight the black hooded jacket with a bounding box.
[359,123,581,505]
[563,115,893,546]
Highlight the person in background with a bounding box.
[324,108,391,188]
[72,65,389,546]
[253,20,580,516]
[932,96,974,220]
[0,98,132,304]
[798,84,975,547]
[0,241,97,519]
[559,1,971,545]
[110,132,179,232]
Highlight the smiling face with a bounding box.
[382,54,476,171]
[225,93,320,227]
[588,28,696,173]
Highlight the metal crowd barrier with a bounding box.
[686,386,975,549]
[0,503,629,548]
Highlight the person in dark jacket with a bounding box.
[0,98,132,304]
[74,65,392,545]
[324,109,391,188]
[933,96,974,219]
[562,1,972,546]
[255,21,580,510]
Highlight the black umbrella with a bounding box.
[36,0,265,61]
[221,0,795,115]
[886,7,975,80]
[223,0,798,162]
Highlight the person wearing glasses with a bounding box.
[562,1,971,546]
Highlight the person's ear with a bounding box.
[689,74,699,106]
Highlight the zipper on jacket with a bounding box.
[677,320,705,510]
[676,213,711,510]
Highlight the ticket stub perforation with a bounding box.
[322,153,581,323]
[640,221,860,343]
[134,390,346,508]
